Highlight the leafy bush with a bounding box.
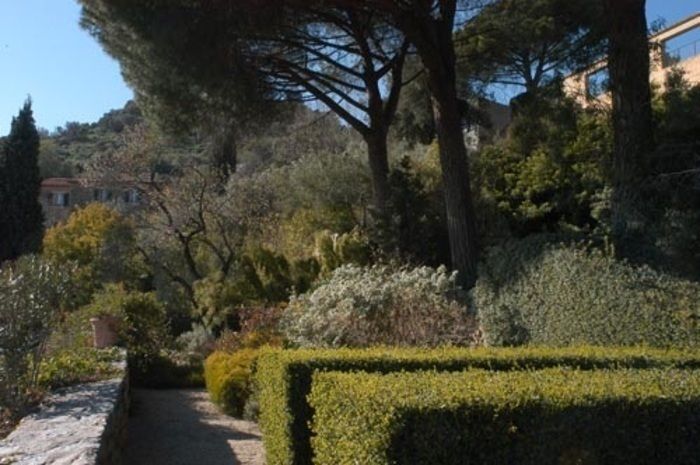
[134,352,205,388]
[85,285,171,384]
[309,368,700,465]
[255,346,700,465]
[207,323,284,419]
[43,203,143,305]
[313,229,371,275]
[0,256,72,415]
[38,347,122,389]
[277,207,358,263]
[472,91,610,235]
[474,236,700,347]
[192,249,317,333]
[176,324,215,358]
[204,349,257,417]
[281,264,477,348]
[370,156,450,266]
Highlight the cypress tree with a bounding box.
[0,99,44,262]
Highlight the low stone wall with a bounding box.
[0,357,129,465]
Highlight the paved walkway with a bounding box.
[125,389,265,465]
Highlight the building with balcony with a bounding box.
[564,12,700,106]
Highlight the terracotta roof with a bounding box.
[41,178,83,188]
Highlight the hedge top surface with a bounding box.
[257,345,700,368]
[255,346,700,465]
[309,368,700,465]
[311,367,700,409]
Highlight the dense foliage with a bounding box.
[43,203,141,304]
[2,3,699,454]
[204,350,257,417]
[472,87,611,235]
[0,100,44,262]
[310,368,700,465]
[282,264,477,348]
[255,346,699,465]
[38,101,145,178]
[0,257,72,415]
[474,235,700,347]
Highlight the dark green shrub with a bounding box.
[369,156,449,266]
[309,368,700,465]
[84,285,171,384]
[255,346,700,465]
[474,236,700,346]
[205,328,284,418]
[135,353,204,388]
[204,349,257,417]
[472,89,610,235]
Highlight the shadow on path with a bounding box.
[125,389,265,465]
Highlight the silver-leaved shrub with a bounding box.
[0,256,72,413]
[282,264,479,348]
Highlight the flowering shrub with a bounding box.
[0,256,72,415]
[281,265,479,348]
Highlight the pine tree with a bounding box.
[0,99,44,262]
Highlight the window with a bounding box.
[122,189,140,204]
[93,188,113,202]
[586,67,609,99]
[48,192,70,207]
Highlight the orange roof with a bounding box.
[41,178,82,188]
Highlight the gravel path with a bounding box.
[125,389,265,465]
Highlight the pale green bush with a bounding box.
[474,236,700,347]
[314,229,371,275]
[282,265,479,348]
[0,256,72,413]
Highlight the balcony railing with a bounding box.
[664,38,700,67]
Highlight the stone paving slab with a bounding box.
[125,389,265,465]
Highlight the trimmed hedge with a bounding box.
[254,346,700,465]
[309,368,700,465]
[204,349,257,417]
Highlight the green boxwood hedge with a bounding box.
[309,368,700,465]
[204,349,257,417]
[254,346,700,465]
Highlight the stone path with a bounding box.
[125,389,265,465]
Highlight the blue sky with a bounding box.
[0,0,698,135]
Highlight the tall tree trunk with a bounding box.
[428,70,479,289]
[406,3,478,289]
[603,0,654,252]
[364,130,391,216]
[211,127,237,183]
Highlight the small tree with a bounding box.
[0,99,44,263]
[43,203,140,303]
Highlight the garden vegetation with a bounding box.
[1,0,699,460]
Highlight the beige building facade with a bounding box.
[40,178,142,227]
[564,12,700,107]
